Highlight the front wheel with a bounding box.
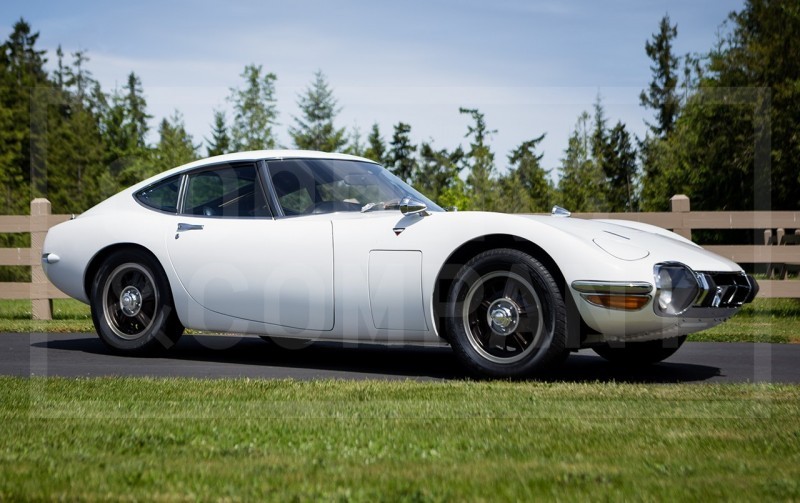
[445,249,567,378]
[90,249,183,354]
[592,335,687,365]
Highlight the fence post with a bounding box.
[30,198,52,320]
[670,194,692,241]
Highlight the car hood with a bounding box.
[514,214,741,271]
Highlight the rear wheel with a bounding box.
[90,249,183,354]
[446,248,567,378]
[592,335,687,365]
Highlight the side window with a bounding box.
[135,175,181,213]
[182,164,270,218]
[269,162,316,215]
[266,159,387,216]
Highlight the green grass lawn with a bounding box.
[1,297,798,342]
[1,377,798,501]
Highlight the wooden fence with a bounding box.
[1,195,799,320]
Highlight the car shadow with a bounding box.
[35,334,723,383]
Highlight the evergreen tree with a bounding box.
[591,96,610,169]
[363,123,387,163]
[66,50,92,104]
[557,112,606,211]
[498,134,552,213]
[99,72,152,189]
[45,50,106,213]
[229,64,278,150]
[54,45,66,90]
[459,107,497,211]
[641,0,800,210]
[205,109,231,157]
[640,14,680,138]
[416,142,464,205]
[343,124,366,157]
[0,18,49,213]
[153,111,198,172]
[289,70,346,152]
[604,122,638,212]
[124,72,150,150]
[387,122,417,182]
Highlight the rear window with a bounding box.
[135,175,181,213]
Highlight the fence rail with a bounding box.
[1,195,798,320]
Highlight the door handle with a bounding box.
[177,223,204,232]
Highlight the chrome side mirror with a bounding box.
[400,197,429,217]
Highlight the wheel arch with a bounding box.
[83,243,166,300]
[432,233,592,348]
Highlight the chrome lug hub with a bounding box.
[486,298,520,335]
[119,286,142,317]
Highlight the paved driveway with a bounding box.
[1,333,798,383]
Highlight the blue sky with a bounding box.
[2,0,744,177]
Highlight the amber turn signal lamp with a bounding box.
[584,294,650,311]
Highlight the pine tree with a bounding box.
[289,70,346,152]
[153,111,199,172]
[54,45,66,90]
[45,50,106,213]
[557,112,606,211]
[205,109,231,157]
[417,142,464,204]
[343,124,366,157]
[499,134,552,212]
[229,64,278,150]
[387,122,416,182]
[640,14,680,138]
[604,122,638,212]
[66,50,92,104]
[124,72,150,150]
[459,107,497,211]
[363,123,387,163]
[591,96,610,169]
[97,72,153,190]
[0,18,49,213]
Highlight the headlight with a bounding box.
[654,263,700,316]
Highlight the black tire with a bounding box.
[445,248,568,378]
[90,249,184,354]
[258,336,313,350]
[592,335,687,365]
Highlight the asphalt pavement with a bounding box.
[1,332,798,383]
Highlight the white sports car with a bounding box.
[43,150,758,378]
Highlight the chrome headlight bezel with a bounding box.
[653,262,701,317]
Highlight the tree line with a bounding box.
[0,0,797,219]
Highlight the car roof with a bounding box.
[130,150,376,191]
[177,150,371,171]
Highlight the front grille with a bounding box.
[694,272,758,308]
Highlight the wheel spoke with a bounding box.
[135,310,152,328]
[134,272,148,292]
[502,277,517,300]
[139,282,154,301]
[487,331,506,352]
[109,276,124,298]
[512,331,528,350]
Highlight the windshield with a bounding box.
[265,158,443,216]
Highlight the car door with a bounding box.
[165,162,334,331]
